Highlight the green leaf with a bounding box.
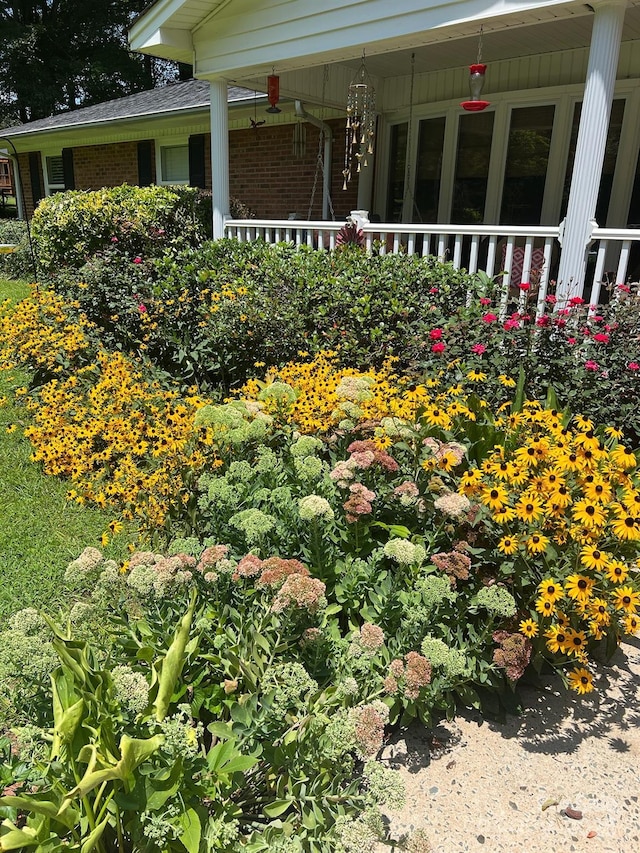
[177,808,201,853]
[154,587,198,722]
[0,820,40,850]
[80,817,109,853]
[0,796,76,830]
[263,799,293,818]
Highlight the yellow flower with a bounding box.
[623,613,640,635]
[535,597,556,618]
[609,506,640,541]
[466,369,487,382]
[605,561,629,584]
[537,578,564,604]
[544,625,568,653]
[514,494,545,524]
[497,535,518,555]
[481,485,510,511]
[565,574,595,602]
[498,374,516,388]
[519,618,538,638]
[525,531,550,555]
[100,531,110,547]
[588,598,611,626]
[564,628,588,656]
[108,519,124,534]
[571,498,606,529]
[611,586,640,613]
[579,545,611,572]
[568,666,595,694]
[492,505,517,524]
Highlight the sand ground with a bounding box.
[378,637,640,853]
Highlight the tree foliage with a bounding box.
[0,1,180,124]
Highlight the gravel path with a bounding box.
[379,638,640,853]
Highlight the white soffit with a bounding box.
[130,0,640,77]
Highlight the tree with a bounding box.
[0,1,181,124]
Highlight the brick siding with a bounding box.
[73,141,146,190]
[16,116,360,221]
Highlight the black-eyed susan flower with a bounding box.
[544,625,567,654]
[572,498,606,529]
[525,531,550,555]
[623,614,640,635]
[535,597,556,618]
[519,618,538,638]
[568,666,595,694]
[564,628,588,656]
[580,545,611,572]
[497,535,518,555]
[537,578,564,604]
[610,445,637,470]
[481,484,510,511]
[515,494,545,524]
[588,598,611,626]
[611,586,640,613]
[609,507,640,541]
[565,574,595,602]
[605,561,629,584]
[492,505,517,524]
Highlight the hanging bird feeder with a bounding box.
[266,74,281,114]
[461,28,490,112]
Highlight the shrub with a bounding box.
[24,184,212,277]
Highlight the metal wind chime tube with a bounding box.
[343,51,376,189]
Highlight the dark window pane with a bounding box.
[452,111,494,224]
[500,105,555,225]
[413,116,446,222]
[386,122,408,222]
[561,99,625,224]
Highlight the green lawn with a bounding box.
[0,279,134,619]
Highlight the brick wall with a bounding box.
[17,152,44,217]
[229,118,359,220]
[73,141,145,190]
[15,117,360,222]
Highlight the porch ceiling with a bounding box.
[339,3,640,78]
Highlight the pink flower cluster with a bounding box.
[272,574,326,614]
[344,482,376,523]
[383,653,433,701]
[492,631,532,681]
[431,550,472,586]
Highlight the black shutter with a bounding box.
[62,148,75,190]
[137,140,154,186]
[28,152,43,204]
[188,134,206,188]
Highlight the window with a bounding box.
[45,155,65,194]
[500,105,555,225]
[413,117,446,222]
[386,123,408,222]
[452,111,494,224]
[159,145,189,184]
[561,99,625,224]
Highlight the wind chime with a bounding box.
[343,51,376,189]
[460,26,490,112]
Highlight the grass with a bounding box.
[0,278,135,619]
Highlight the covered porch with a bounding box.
[130,0,640,303]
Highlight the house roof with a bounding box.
[0,78,258,139]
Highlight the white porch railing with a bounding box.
[225,218,640,306]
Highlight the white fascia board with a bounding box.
[192,0,583,78]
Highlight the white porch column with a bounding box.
[210,79,230,240]
[556,0,626,301]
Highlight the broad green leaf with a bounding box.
[263,799,293,818]
[177,808,201,853]
[0,820,39,850]
[0,796,76,830]
[154,588,198,722]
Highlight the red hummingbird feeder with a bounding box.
[460,28,490,112]
[266,74,281,114]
